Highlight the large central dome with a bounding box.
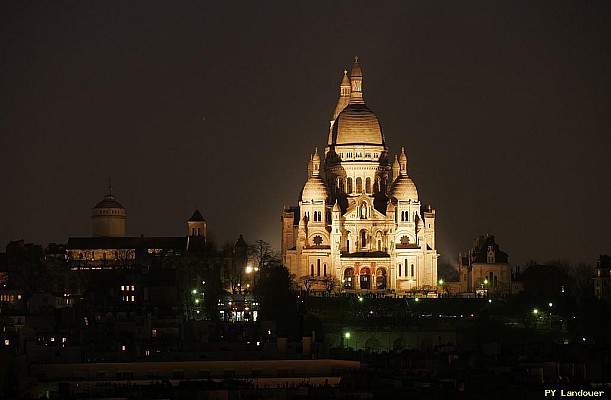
[330,103,385,146]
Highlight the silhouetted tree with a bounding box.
[437,261,458,282]
[255,261,299,337]
[298,275,317,296]
[323,275,338,296]
[248,240,278,270]
[222,236,248,294]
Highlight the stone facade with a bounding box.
[282,59,438,293]
[457,235,511,297]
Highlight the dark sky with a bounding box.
[1,1,610,267]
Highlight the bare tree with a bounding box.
[298,275,317,296]
[248,240,279,270]
[323,275,338,297]
[421,285,434,297]
[221,241,246,294]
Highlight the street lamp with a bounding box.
[344,332,351,349]
[245,264,259,293]
[548,302,553,327]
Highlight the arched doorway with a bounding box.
[343,268,354,289]
[376,268,387,290]
[360,267,371,289]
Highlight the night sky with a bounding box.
[2,1,610,267]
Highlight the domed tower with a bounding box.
[390,147,420,245]
[92,183,126,237]
[300,148,330,247]
[324,57,391,212]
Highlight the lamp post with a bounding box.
[548,302,553,328]
[245,264,259,293]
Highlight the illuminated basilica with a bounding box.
[281,59,438,292]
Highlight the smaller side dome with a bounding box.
[390,176,419,202]
[301,177,329,202]
[417,216,424,232]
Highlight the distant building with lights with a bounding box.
[281,59,438,293]
[457,235,511,297]
[66,189,207,269]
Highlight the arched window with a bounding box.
[376,268,387,289]
[411,264,415,277]
[360,230,367,248]
[317,259,321,276]
[356,177,362,193]
[344,268,354,289]
[365,177,371,193]
[360,267,371,289]
[323,264,327,276]
[347,178,353,193]
[398,264,402,277]
[310,265,314,277]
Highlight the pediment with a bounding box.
[343,194,386,220]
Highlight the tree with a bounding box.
[437,261,458,282]
[174,241,225,321]
[255,261,300,337]
[323,275,338,297]
[298,275,317,296]
[248,240,279,270]
[221,238,248,294]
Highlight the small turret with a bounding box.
[349,56,364,104]
[332,70,352,121]
[392,155,400,181]
[311,148,321,177]
[399,147,408,175]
